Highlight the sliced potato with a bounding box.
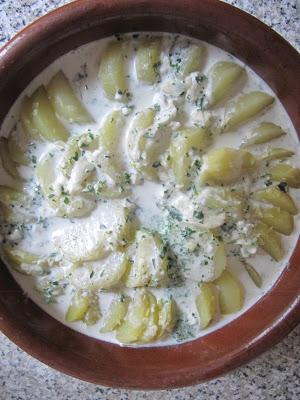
[136,41,160,84]
[99,109,124,153]
[242,122,285,147]
[47,70,94,124]
[252,187,297,215]
[101,294,130,333]
[83,295,101,326]
[116,289,150,344]
[195,282,217,328]
[65,289,90,322]
[140,291,159,343]
[157,297,177,338]
[31,86,69,142]
[255,222,283,261]
[222,92,274,132]
[201,147,256,185]
[260,147,294,161]
[206,61,244,108]
[53,221,111,262]
[126,230,168,288]
[170,127,212,186]
[242,261,262,288]
[0,138,21,180]
[20,96,39,139]
[268,164,300,188]
[176,44,205,78]
[214,269,244,314]
[254,206,294,235]
[99,42,127,100]
[7,135,29,166]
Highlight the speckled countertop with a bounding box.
[0,1,299,399]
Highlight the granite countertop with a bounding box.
[0,1,299,399]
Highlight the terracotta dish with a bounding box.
[0,0,299,389]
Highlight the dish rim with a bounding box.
[0,0,300,389]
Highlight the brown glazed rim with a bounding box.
[0,0,300,390]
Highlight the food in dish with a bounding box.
[0,33,299,345]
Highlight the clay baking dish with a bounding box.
[0,0,299,390]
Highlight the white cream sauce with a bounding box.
[1,33,300,346]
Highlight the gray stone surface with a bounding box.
[0,0,299,399]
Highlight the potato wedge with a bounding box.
[254,206,294,235]
[157,298,177,338]
[99,42,127,100]
[252,187,297,215]
[170,127,212,186]
[116,289,150,344]
[195,282,217,328]
[242,122,285,147]
[0,138,22,180]
[20,96,39,139]
[214,269,244,314]
[47,70,94,124]
[206,61,244,108]
[201,147,256,185]
[136,41,160,84]
[243,261,262,288]
[268,164,300,188]
[65,289,90,322]
[31,86,69,142]
[222,92,274,132]
[255,222,283,261]
[260,147,294,161]
[101,294,130,333]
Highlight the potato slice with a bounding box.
[47,70,94,124]
[195,282,217,328]
[99,42,127,100]
[116,289,150,344]
[2,244,42,275]
[214,269,244,314]
[222,92,274,132]
[127,108,156,170]
[252,187,297,215]
[206,61,244,108]
[140,291,159,343]
[71,252,128,290]
[170,127,212,186]
[243,261,262,288]
[157,298,177,338]
[101,294,130,333]
[20,96,39,139]
[255,222,283,261]
[83,294,101,326]
[176,44,205,78]
[31,86,69,142]
[201,147,256,185]
[268,164,300,188]
[136,41,160,84]
[254,206,294,235]
[7,135,29,166]
[0,138,22,180]
[242,122,285,147]
[126,230,168,288]
[53,220,111,262]
[61,132,98,177]
[65,289,90,322]
[260,147,294,161]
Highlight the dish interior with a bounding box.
[0,32,299,347]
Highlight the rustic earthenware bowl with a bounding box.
[0,0,299,389]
